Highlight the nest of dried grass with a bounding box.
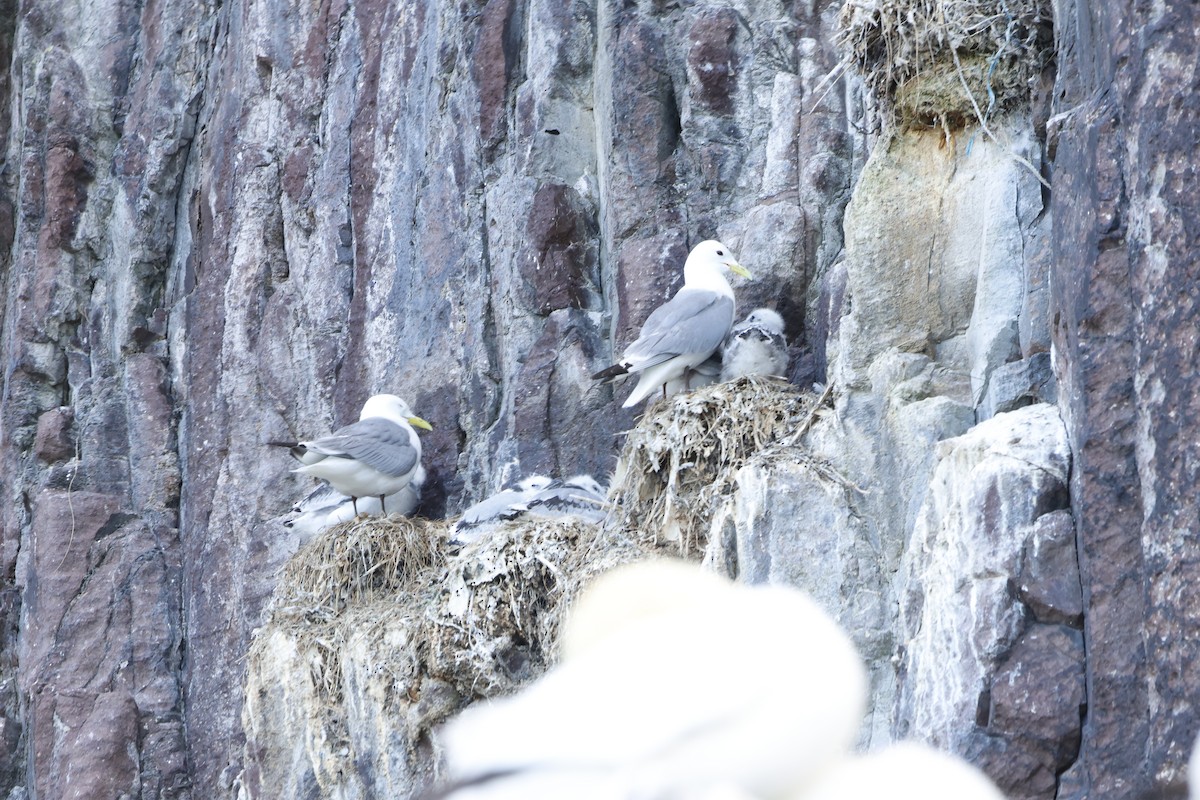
[421,519,651,697]
[609,377,830,558]
[271,515,445,624]
[246,508,655,781]
[838,0,1052,128]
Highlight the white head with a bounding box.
[682,240,750,292]
[515,474,554,493]
[562,474,606,496]
[742,308,785,333]
[359,394,433,431]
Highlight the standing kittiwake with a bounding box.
[592,240,750,407]
[272,394,432,516]
[720,307,789,381]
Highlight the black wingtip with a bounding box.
[591,364,629,381]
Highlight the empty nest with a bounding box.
[838,0,1053,127]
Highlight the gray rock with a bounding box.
[3,0,1199,796]
[895,404,1071,765]
[1016,510,1083,626]
[977,352,1058,422]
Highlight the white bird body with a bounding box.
[286,394,431,515]
[800,742,1006,800]
[721,308,789,381]
[593,241,750,407]
[440,561,867,800]
[285,465,426,534]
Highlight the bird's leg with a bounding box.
[685,370,692,391]
[352,496,360,516]
[661,383,668,400]
[379,494,387,515]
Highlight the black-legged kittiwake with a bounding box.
[592,240,750,407]
[437,560,867,800]
[450,475,554,546]
[273,394,431,516]
[285,464,426,534]
[525,474,609,524]
[720,307,788,381]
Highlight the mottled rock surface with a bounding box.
[0,0,1198,797]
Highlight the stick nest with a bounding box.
[838,0,1053,128]
[609,377,829,558]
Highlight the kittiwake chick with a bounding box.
[450,475,555,546]
[285,464,426,534]
[720,307,788,381]
[524,474,609,524]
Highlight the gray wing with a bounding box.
[624,289,735,371]
[305,417,419,477]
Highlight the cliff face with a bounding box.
[0,0,1197,798]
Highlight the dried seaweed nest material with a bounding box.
[245,511,656,787]
[609,376,831,558]
[838,0,1053,123]
[269,515,446,624]
[422,519,653,698]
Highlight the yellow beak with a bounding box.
[728,260,751,279]
[408,416,433,432]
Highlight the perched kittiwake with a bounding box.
[450,475,555,546]
[437,560,867,800]
[285,465,426,534]
[524,474,608,524]
[720,307,789,381]
[273,394,432,516]
[592,240,750,407]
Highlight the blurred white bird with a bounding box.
[438,560,867,800]
[800,741,1005,800]
[593,241,751,407]
[720,308,788,381]
[272,394,431,516]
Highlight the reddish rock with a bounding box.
[521,183,597,315]
[472,0,518,151]
[1016,510,1083,626]
[33,407,74,463]
[613,233,688,348]
[686,9,739,115]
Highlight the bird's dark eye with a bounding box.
[716,249,724,256]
